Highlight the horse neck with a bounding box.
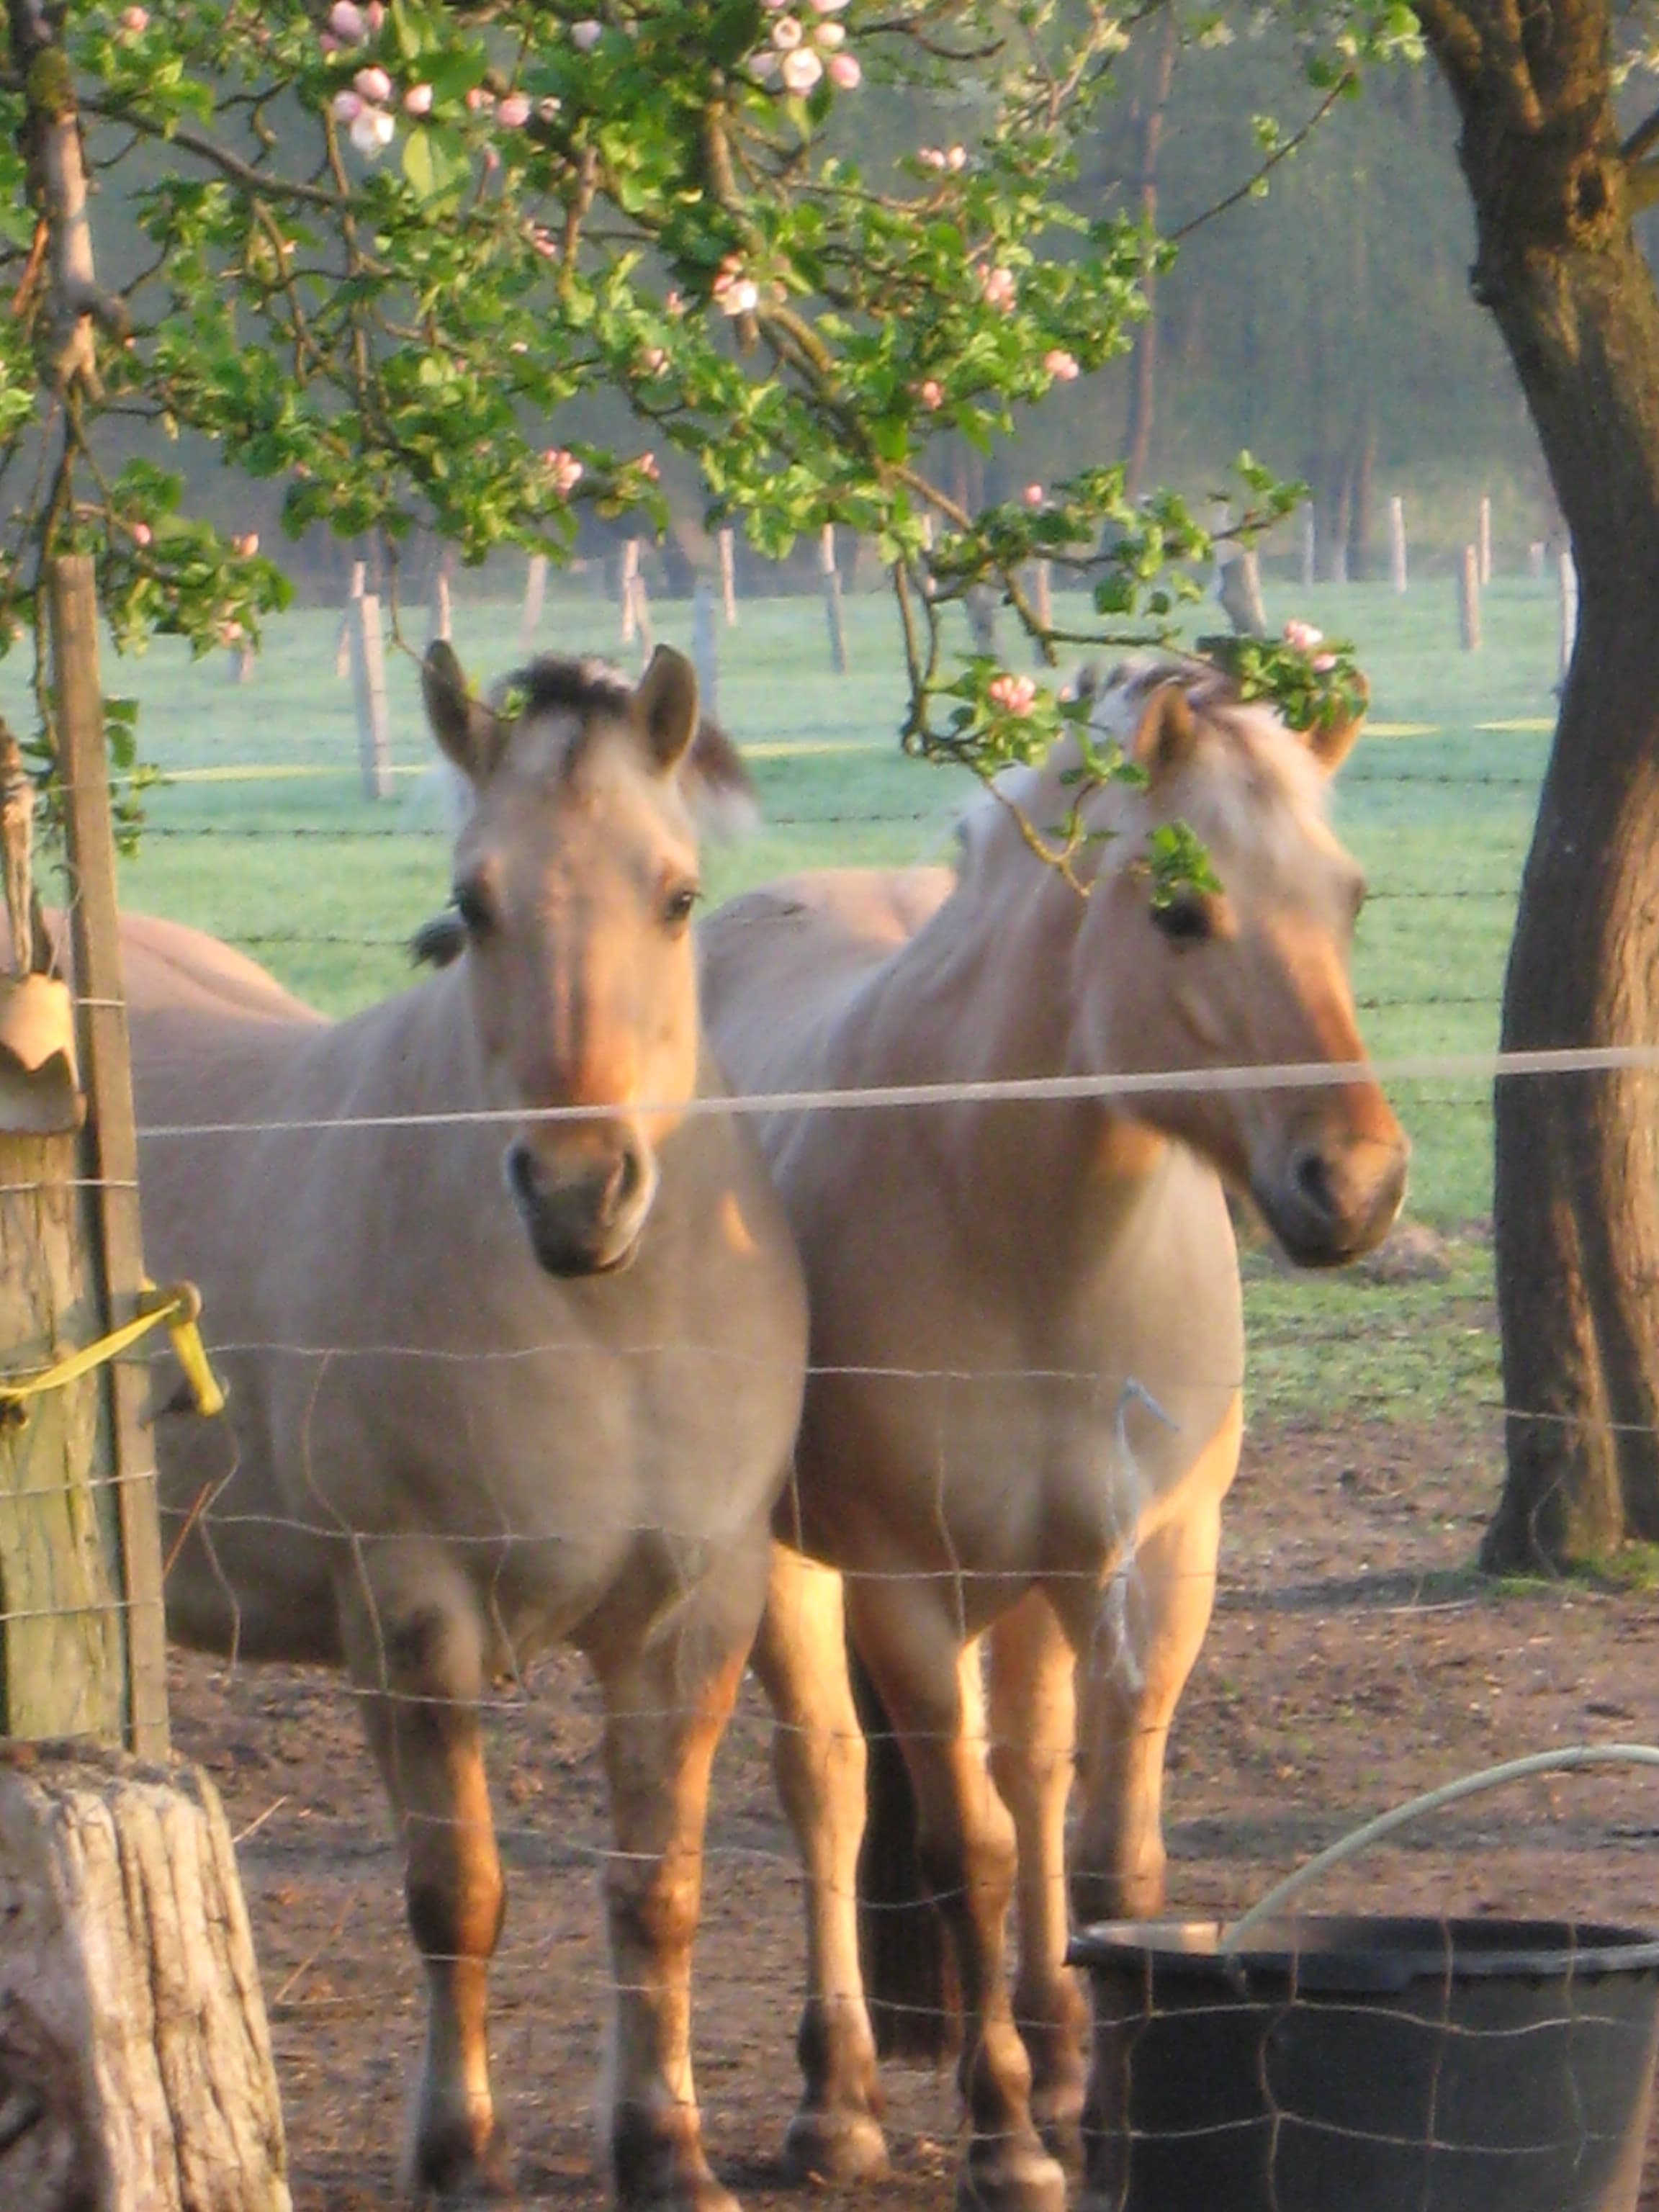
[862,831,1169,1256]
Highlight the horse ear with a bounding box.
[631,645,700,774]
[422,641,501,783]
[1130,678,1198,781]
[1305,673,1369,774]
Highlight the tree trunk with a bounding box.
[1122,8,1177,500]
[0,1745,290,2211]
[1419,1,1659,1566]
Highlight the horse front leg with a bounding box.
[338,1558,508,2203]
[986,1590,1089,2162]
[588,1539,768,2212]
[750,1541,887,2184]
[1058,1398,1239,1926]
[849,1584,1065,2212]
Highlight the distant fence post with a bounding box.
[619,540,640,647]
[1478,495,1493,585]
[1389,496,1408,593]
[819,523,849,674]
[1527,540,1546,581]
[718,528,737,625]
[1558,547,1579,681]
[519,554,547,650]
[349,590,394,800]
[692,578,719,721]
[1300,508,1316,591]
[428,549,453,644]
[334,558,366,680]
[1458,544,1483,651]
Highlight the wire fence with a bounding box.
[8,625,1659,2211]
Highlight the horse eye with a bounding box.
[454,881,495,938]
[662,883,701,933]
[1152,894,1213,945]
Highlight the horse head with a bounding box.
[420,642,712,1277]
[1064,660,1408,1265]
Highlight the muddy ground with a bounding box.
[169,1407,1659,2209]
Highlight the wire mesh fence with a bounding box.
[5,585,1658,2211]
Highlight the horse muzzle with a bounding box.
[1253,1127,1409,1269]
[504,1125,659,1277]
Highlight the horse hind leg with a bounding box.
[986,1590,1089,2163]
[848,1583,1065,2212]
[337,1557,509,2203]
[750,1543,887,2185]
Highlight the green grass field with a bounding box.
[86,570,1564,1434]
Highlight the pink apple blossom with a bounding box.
[365,1,385,27]
[466,85,494,112]
[497,91,531,128]
[233,532,260,558]
[988,674,1037,717]
[770,15,804,49]
[815,20,845,47]
[1022,483,1044,508]
[354,65,392,103]
[572,19,603,50]
[327,1,364,43]
[1283,619,1323,653]
[403,83,433,115]
[917,379,944,410]
[350,107,395,155]
[130,521,152,547]
[751,50,781,80]
[1312,652,1338,674]
[543,449,583,495]
[665,289,685,317]
[320,32,339,52]
[1043,349,1080,381]
[538,98,562,121]
[979,265,1017,312]
[636,453,660,482]
[781,45,823,90]
[332,89,363,123]
[946,145,968,170]
[530,225,559,259]
[120,6,148,33]
[827,52,860,86]
[639,346,669,374]
[918,148,948,171]
[713,262,760,316]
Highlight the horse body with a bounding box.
[132,651,807,2212]
[698,665,1406,2212]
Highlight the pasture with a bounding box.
[86,575,1659,2206]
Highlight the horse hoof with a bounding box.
[783,2105,891,2184]
[403,2123,516,2206]
[958,2135,1069,2212]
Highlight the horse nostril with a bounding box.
[615,1143,645,1211]
[505,1141,540,1208]
[1293,1148,1335,1220]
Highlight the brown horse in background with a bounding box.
[700,661,1408,2212]
[132,647,807,2211]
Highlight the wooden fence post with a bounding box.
[519,553,547,650]
[718,528,737,626]
[53,556,168,1760]
[1300,507,1316,590]
[1389,496,1408,593]
[819,523,849,674]
[619,541,640,647]
[1478,494,1493,585]
[428,551,453,645]
[334,559,365,680]
[1527,540,1546,580]
[1458,543,1483,651]
[349,591,394,801]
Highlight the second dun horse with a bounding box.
[700,660,1408,2212]
[132,647,806,2211]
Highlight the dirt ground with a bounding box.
[168,1406,1659,2211]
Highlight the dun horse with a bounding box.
[699,661,1408,2212]
[131,647,806,2209]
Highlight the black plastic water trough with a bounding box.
[1069,1915,1659,2212]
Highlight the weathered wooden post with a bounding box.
[1558,547,1579,681]
[1527,539,1546,580]
[619,539,640,647]
[1300,506,1316,590]
[428,550,453,644]
[519,552,547,649]
[347,589,393,800]
[718,527,737,625]
[333,557,365,680]
[1458,542,1483,651]
[1478,493,1493,585]
[1388,495,1408,593]
[819,522,849,673]
[0,554,290,2211]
